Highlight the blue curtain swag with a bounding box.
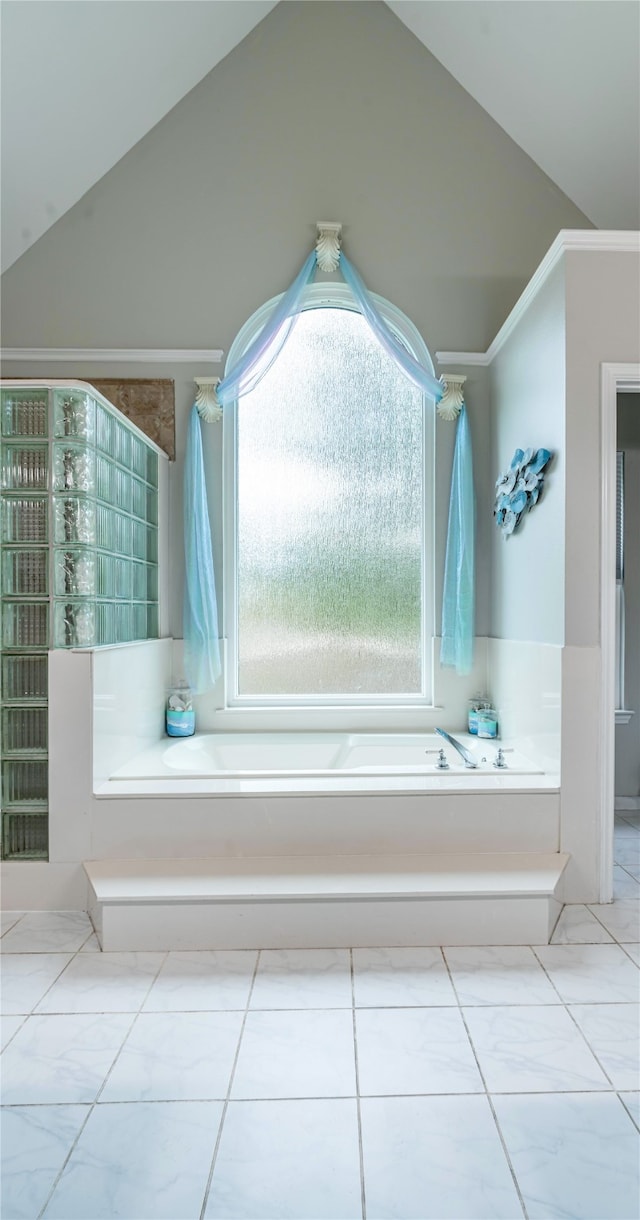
[184,242,475,692]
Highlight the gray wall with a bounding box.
[616,394,640,798]
[489,262,567,644]
[0,2,590,353]
[1,0,591,641]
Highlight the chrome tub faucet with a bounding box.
[434,727,478,769]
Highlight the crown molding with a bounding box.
[0,348,223,364]
[486,230,640,364]
[438,230,640,371]
[557,230,640,253]
[436,352,489,366]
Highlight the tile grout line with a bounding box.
[36,1102,95,1220]
[0,1012,28,1052]
[550,903,616,946]
[10,950,82,1017]
[561,1006,630,1094]
[0,912,25,939]
[350,949,367,1220]
[616,1092,640,1133]
[547,900,564,943]
[7,932,640,961]
[529,940,636,1019]
[0,911,96,954]
[4,996,639,1015]
[439,946,463,1010]
[612,859,640,886]
[440,947,530,1220]
[2,1086,630,1107]
[585,898,639,943]
[198,949,261,1220]
[619,821,640,835]
[618,943,640,965]
[92,949,171,1101]
[76,928,97,953]
[531,936,633,985]
[531,941,639,1000]
[528,945,573,1004]
[35,947,169,1220]
[530,946,626,1092]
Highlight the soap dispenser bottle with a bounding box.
[468,695,483,735]
[166,679,195,737]
[477,701,499,739]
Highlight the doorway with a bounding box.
[600,364,640,902]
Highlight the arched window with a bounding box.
[223,284,436,706]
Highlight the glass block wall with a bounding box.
[1,383,162,859]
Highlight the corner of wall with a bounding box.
[487,637,561,774]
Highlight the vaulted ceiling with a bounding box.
[2,1,638,274]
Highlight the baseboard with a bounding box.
[615,797,640,811]
[0,861,89,910]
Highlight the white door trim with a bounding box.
[600,363,640,901]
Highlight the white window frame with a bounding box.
[222,282,437,714]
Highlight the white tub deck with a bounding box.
[100,731,557,797]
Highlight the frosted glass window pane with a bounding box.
[236,308,424,696]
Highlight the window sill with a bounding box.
[615,709,635,725]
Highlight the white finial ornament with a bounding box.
[437,374,466,420]
[315,222,342,272]
[195,377,222,423]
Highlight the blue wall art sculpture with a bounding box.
[494,448,552,537]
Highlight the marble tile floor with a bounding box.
[1,822,638,1219]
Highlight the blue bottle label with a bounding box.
[166,710,195,737]
[477,717,498,739]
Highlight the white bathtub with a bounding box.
[103,731,552,797]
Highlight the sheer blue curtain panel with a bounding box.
[440,405,475,675]
[183,404,222,693]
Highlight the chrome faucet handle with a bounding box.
[493,747,513,768]
[426,748,449,770]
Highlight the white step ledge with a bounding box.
[85,853,568,903]
[85,854,568,951]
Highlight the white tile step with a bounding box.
[85,852,568,903]
[85,853,569,950]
